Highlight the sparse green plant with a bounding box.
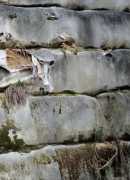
[0,120,25,151]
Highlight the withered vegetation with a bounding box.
[5,82,26,107]
[54,142,129,180]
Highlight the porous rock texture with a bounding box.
[0,142,129,180]
[0,1,130,180]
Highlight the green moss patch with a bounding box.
[0,120,25,152]
[0,163,8,173]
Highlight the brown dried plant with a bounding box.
[5,82,26,106]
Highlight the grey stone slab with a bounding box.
[0,49,130,94]
[0,142,129,180]
[0,91,130,146]
[97,90,130,140]
[0,6,129,48]
[0,95,102,145]
[48,49,130,94]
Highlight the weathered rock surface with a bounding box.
[0,1,129,180]
[0,95,102,145]
[0,49,130,94]
[0,142,129,180]
[0,0,130,11]
[0,91,130,146]
[42,49,130,94]
[97,90,130,140]
[0,6,130,48]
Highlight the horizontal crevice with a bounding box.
[0,139,129,154]
[0,46,130,54]
[35,86,130,97]
[0,144,46,154]
[0,3,84,11]
[0,3,129,12]
[0,3,62,8]
[0,43,130,51]
[0,78,129,97]
[94,85,130,97]
[0,86,130,98]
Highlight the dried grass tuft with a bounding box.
[5,82,26,106]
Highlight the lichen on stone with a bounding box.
[33,154,51,165]
[0,163,8,173]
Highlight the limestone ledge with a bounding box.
[0,6,129,48]
[0,90,129,146]
[0,49,130,94]
[0,142,129,180]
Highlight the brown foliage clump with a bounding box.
[5,82,26,106]
[54,143,118,180]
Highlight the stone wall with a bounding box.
[0,1,130,180]
[0,6,130,49]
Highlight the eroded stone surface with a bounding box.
[0,91,129,145]
[0,6,129,48]
[0,95,102,145]
[97,90,130,141]
[0,49,130,94]
[46,49,130,94]
[0,142,129,180]
[0,1,129,180]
